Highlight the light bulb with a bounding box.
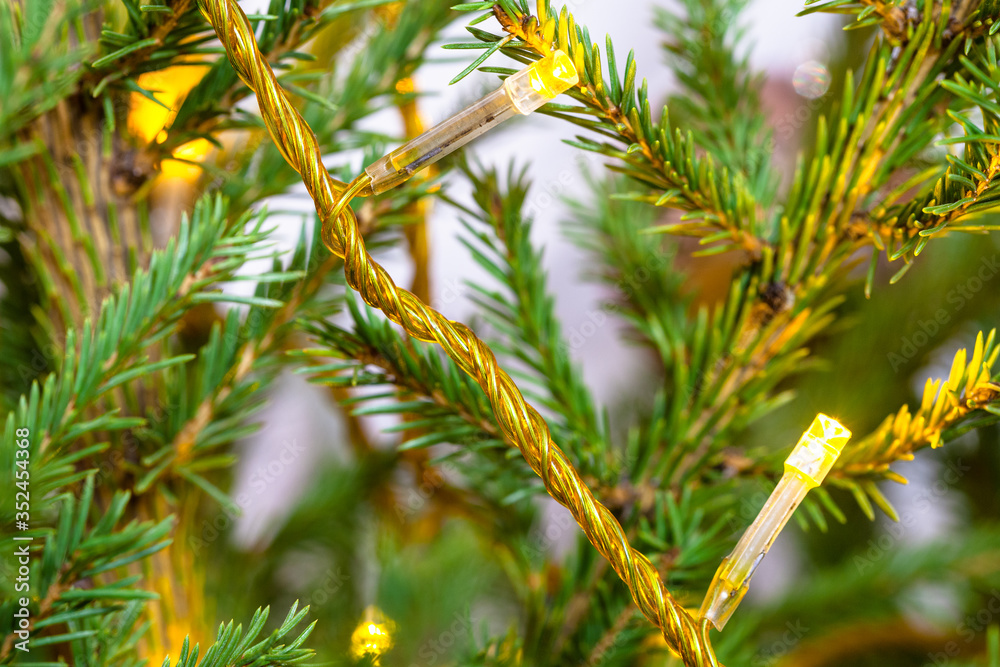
[699,414,852,631]
[361,50,579,196]
[350,605,395,664]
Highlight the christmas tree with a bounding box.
[2,0,1000,665]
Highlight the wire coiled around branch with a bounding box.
[196,1,720,663]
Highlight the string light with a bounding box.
[336,60,576,663]
[360,50,578,196]
[700,414,852,631]
[197,1,722,658]
[350,606,396,664]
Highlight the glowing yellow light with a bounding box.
[160,138,213,182]
[350,606,395,664]
[526,50,578,98]
[395,77,416,95]
[700,414,852,631]
[785,413,852,488]
[128,65,209,144]
[127,60,213,183]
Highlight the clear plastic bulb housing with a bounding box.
[362,50,579,195]
[699,414,851,631]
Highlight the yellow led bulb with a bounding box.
[505,50,579,113]
[699,414,851,631]
[350,605,395,664]
[784,413,851,487]
[362,50,579,195]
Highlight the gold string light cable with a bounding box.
[195,1,719,664]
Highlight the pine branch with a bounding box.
[0,0,92,140]
[0,475,172,659]
[297,297,503,451]
[448,6,861,493]
[165,0,1000,662]
[123,197,387,511]
[448,3,1000,541]
[86,0,344,97]
[296,299,543,507]
[158,603,315,667]
[800,0,999,43]
[868,43,1000,264]
[0,196,272,461]
[799,0,913,39]
[0,196,300,656]
[783,4,1000,293]
[446,160,608,468]
[708,326,1000,532]
[655,0,779,204]
[135,217,345,496]
[86,0,199,95]
[451,1,767,256]
[568,177,846,489]
[738,327,1000,531]
[69,600,148,667]
[454,2,1000,291]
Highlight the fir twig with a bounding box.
[832,329,1000,513]
[446,160,608,467]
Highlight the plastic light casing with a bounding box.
[699,414,851,631]
[362,50,579,195]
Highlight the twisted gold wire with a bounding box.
[196,2,720,663]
